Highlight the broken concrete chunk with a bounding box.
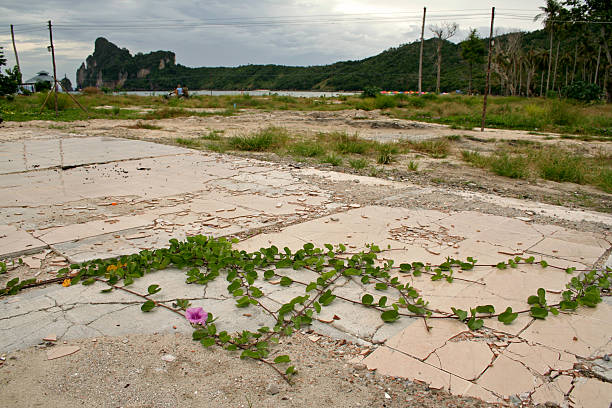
[46,346,80,360]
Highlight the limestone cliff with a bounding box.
[76,37,175,90]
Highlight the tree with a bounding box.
[461,29,486,94]
[563,0,612,101]
[534,0,564,95]
[429,22,458,94]
[0,46,20,96]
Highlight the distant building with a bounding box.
[23,71,57,92]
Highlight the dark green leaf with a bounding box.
[362,294,374,305]
[475,305,495,314]
[467,317,484,331]
[530,306,548,319]
[497,307,518,324]
[201,338,215,347]
[147,284,161,294]
[141,300,156,312]
[274,355,291,363]
[381,310,399,322]
[451,307,468,321]
[280,276,293,287]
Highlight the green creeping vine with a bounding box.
[0,236,610,383]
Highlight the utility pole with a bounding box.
[10,25,21,77]
[48,20,58,116]
[418,7,426,95]
[481,7,495,132]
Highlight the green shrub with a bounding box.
[321,153,342,166]
[489,152,528,179]
[377,144,397,164]
[335,134,370,154]
[562,81,603,102]
[533,148,585,184]
[349,158,368,170]
[374,95,397,109]
[291,141,324,157]
[229,127,287,151]
[361,86,381,98]
[461,150,489,168]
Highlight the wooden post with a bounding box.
[481,7,495,132]
[48,20,58,116]
[418,7,426,95]
[10,25,21,77]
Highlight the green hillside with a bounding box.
[75,28,593,95]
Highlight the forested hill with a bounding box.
[77,30,551,93]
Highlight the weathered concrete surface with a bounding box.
[1,134,611,407]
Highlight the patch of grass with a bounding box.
[175,137,200,147]
[142,108,190,120]
[291,141,325,158]
[533,148,585,184]
[334,133,371,155]
[376,144,397,164]
[200,130,223,140]
[462,145,612,192]
[489,152,529,179]
[405,139,449,158]
[407,160,419,171]
[229,127,288,151]
[320,153,343,166]
[445,135,462,141]
[349,158,368,170]
[461,150,489,168]
[206,142,227,153]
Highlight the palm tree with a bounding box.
[534,0,563,96]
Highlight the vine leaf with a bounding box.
[362,294,374,305]
[141,300,156,312]
[147,284,161,294]
[452,307,468,321]
[381,310,399,322]
[274,355,291,363]
[467,316,484,330]
[497,307,518,324]
[530,306,548,319]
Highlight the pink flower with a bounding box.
[185,307,208,325]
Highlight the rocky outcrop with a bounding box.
[76,37,175,90]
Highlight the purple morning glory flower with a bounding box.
[185,307,208,325]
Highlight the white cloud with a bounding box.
[0,0,545,85]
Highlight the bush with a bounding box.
[35,80,52,93]
[374,95,397,109]
[361,86,381,98]
[562,81,602,102]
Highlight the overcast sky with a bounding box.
[0,0,545,85]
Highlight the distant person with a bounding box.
[175,84,184,98]
[183,86,189,98]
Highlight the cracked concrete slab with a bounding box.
[1,134,611,407]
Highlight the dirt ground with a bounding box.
[4,108,611,214]
[0,332,499,408]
